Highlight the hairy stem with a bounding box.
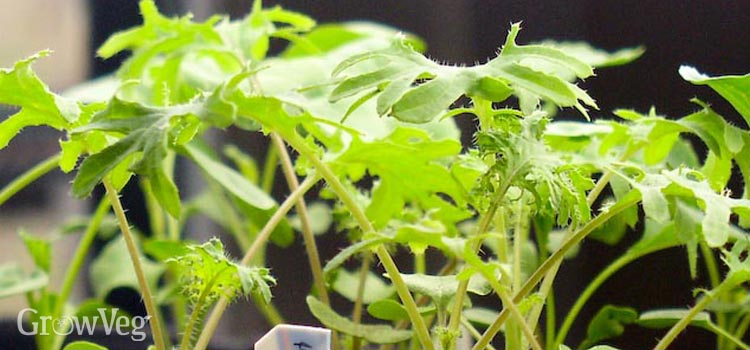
[710,323,750,350]
[461,318,497,350]
[586,170,615,205]
[654,280,732,350]
[447,180,512,338]
[377,245,434,350]
[251,292,285,325]
[261,142,279,193]
[508,199,528,350]
[194,174,319,350]
[282,131,435,350]
[271,132,337,350]
[103,180,167,350]
[49,198,111,350]
[271,133,329,305]
[525,262,560,346]
[730,313,750,350]
[700,242,727,350]
[554,251,638,347]
[352,252,374,350]
[485,272,543,350]
[0,154,60,206]
[512,200,526,293]
[531,161,629,349]
[447,98,500,340]
[473,196,638,350]
[181,269,226,350]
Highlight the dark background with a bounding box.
[5,1,745,349]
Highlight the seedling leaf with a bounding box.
[579,305,637,349]
[306,296,413,343]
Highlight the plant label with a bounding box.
[255,324,331,350]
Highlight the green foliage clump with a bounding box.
[0,1,748,350]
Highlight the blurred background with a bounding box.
[0,1,749,349]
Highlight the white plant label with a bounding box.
[255,324,331,350]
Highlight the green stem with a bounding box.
[193,174,320,350]
[49,198,111,350]
[586,170,615,205]
[700,242,721,289]
[485,271,543,350]
[699,241,726,350]
[163,151,180,242]
[555,251,638,347]
[544,281,557,350]
[508,199,527,350]
[525,261,560,344]
[730,313,750,350]
[461,318,497,350]
[512,200,527,293]
[182,300,207,350]
[415,251,426,274]
[0,154,60,206]
[530,217,557,350]
[103,180,167,350]
[143,173,184,339]
[282,131,435,350]
[654,280,733,350]
[352,252,373,350]
[473,196,638,350]
[261,143,279,193]
[377,245,435,350]
[181,267,230,350]
[252,292,285,325]
[447,180,512,338]
[271,133,329,306]
[544,153,636,348]
[141,180,166,240]
[271,133,338,350]
[709,323,750,350]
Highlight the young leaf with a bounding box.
[19,230,52,273]
[367,299,436,321]
[663,169,749,247]
[306,296,413,343]
[579,305,637,349]
[500,24,594,79]
[463,307,500,327]
[282,22,426,58]
[289,202,332,235]
[89,237,165,299]
[0,263,48,299]
[330,127,465,228]
[535,41,644,69]
[478,114,593,226]
[0,51,80,149]
[331,23,596,123]
[168,238,276,305]
[62,341,108,350]
[392,273,491,310]
[182,142,275,210]
[323,237,390,277]
[679,66,750,125]
[637,309,712,330]
[610,170,670,224]
[332,269,395,304]
[72,90,236,216]
[142,239,191,262]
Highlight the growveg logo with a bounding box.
[18,308,151,341]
